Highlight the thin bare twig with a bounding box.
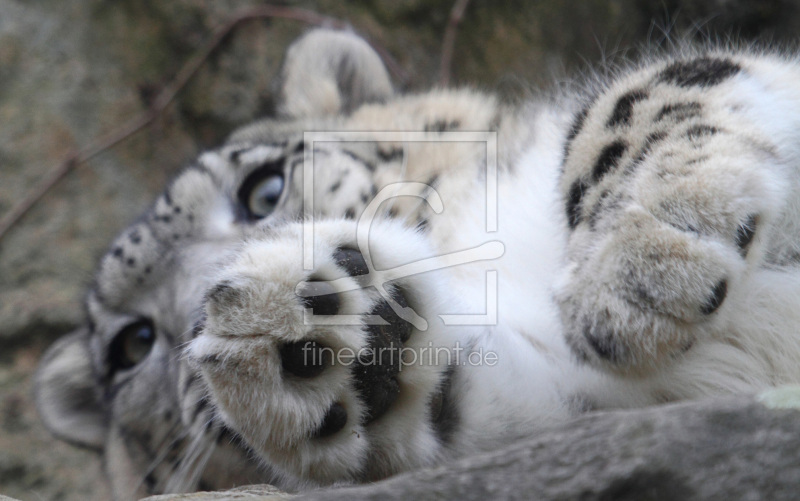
[0,5,406,242]
[438,0,471,86]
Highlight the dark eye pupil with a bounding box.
[109,320,155,373]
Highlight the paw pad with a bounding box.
[333,247,369,276]
[735,214,758,256]
[700,279,727,315]
[280,341,330,378]
[298,281,340,315]
[313,402,348,438]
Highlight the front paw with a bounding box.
[187,221,453,484]
[556,206,747,374]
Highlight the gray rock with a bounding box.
[143,484,295,501]
[145,393,800,501]
[295,394,800,501]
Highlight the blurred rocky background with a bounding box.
[2,0,800,499]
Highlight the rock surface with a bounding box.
[3,0,800,499]
[136,393,800,501]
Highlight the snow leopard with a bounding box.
[35,28,800,498]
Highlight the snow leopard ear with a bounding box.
[35,328,106,451]
[277,29,394,118]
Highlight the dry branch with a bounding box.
[438,0,471,86]
[0,5,406,242]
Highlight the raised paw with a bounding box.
[187,221,454,484]
[557,143,784,373]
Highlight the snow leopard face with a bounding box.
[34,29,503,497]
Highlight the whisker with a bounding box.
[133,420,188,495]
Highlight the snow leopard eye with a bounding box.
[238,165,285,220]
[108,319,155,372]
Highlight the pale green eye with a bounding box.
[247,175,284,218]
[238,165,286,220]
[109,320,155,372]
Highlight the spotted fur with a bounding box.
[35,31,800,499]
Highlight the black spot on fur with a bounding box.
[655,102,702,122]
[566,180,588,229]
[583,327,622,363]
[588,190,622,229]
[182,373,199,396]
[163,190,173,206]
[686,124,719,140]
[129,231,141,244]
[378,148,404,162]
[126,257,135,267]
[360,192,369,204]
[191,396,211,423]
[701,280,728,315]
[229,148,246,163]
[592,141,627,182]
[644,131,668,149]
[313,402,347,438]
[344,207,356,220]
[341,150,376,172]
[629,131,668,169]
[658,57,741,87]
[563,104,591,158]
[292,142,305,155]
[431,366,459,444]
[735,214,758,256]
[206,281,239,307]
[112,247,123,258]
[606,89,648,128]
[567,105,590,143]
[144,266,151,274]
[173,206,182,214]
[424,119,460,133]
[191,316,206,339]
[416,218,430,232]
[329,180,341,193]
[199,354,220,365]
